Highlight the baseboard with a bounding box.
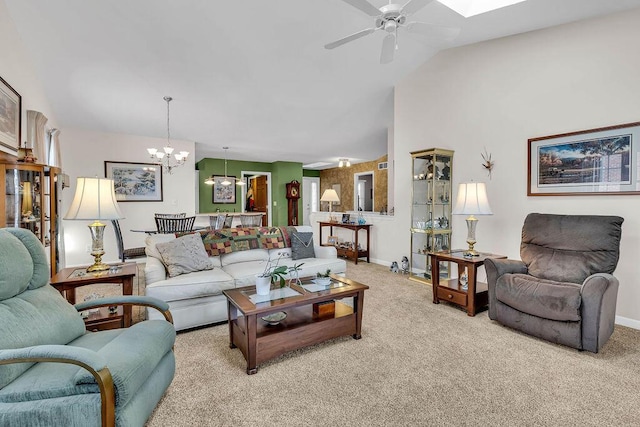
[367,260,640,330]
[616,315,640,330]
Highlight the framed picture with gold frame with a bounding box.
[0,75,21,151]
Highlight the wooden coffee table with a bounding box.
[223,275,369,374]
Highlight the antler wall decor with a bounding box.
[481,148,494,179]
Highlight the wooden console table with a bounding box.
[50,263,137,331]
[318,221,371,264]
[430,250,506,316]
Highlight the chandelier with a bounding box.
[338,158,351,167]
[204,147,245,186]
[147,96,189,174]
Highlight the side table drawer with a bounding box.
[436,287,467,306]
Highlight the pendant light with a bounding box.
[204,147,246,186]
[147,96,189,174]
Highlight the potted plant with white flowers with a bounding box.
[255,253,304,295]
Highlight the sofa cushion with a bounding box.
[156,233,215,277]
[3,228,50,291]
[495,273,582,322]
[74,320,175,406]
[0,321,174,407]
[145,269,235,302]
[520,213,623,283]
[222,261,270,286]
[0,230,33,300]
[0,286,86,389]
[220,249,269,266]
[145,233,177,261]
[291,232,315,260]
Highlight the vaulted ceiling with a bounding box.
[5,0,640,167]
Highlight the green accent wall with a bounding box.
[196,158,303,226]
[303,169,321,177]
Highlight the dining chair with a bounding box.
[240,214,262,227]
[155,216,196,234]
[154,213,187,219]
[111,219,147,262]
[209,214,228,230]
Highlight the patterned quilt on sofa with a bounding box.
[191,227,298,256]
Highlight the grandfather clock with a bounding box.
[286,180,300,226]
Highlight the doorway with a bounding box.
[240,171,272,226]
[302,177,320,226]
[353,172,374,212]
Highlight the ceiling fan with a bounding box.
[325,0,460,64]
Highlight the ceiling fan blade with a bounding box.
[380,34,396,64]
[325,28,377,49]
[401,0,433,16]
[405,22,461,41]
[342,0,382,16]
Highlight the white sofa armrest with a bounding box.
[145,256,167,286]
[314,245,337,259]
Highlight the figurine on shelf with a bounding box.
[441,161,451,180]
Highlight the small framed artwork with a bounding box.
[105,161,163,202]
[341,214,351,224]
[0,76,22,151]
[212,176,237,204]
[528,121,640,196]
[327,235,339,246]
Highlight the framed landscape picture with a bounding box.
[0,76,21,151]
[528,122,640,196]
[105,161,163,202]
[212,176,237,204]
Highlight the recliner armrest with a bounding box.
[0,345,116,427]
[75,296,173,324]
[484,258,528,320]
[580,273,619,353]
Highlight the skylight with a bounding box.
[438,0,527,18]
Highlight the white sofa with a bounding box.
[144,225,347,331]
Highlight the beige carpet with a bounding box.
[146,262,640,426]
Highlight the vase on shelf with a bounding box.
[357,212,366,225]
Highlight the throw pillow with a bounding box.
[156,233,215,277]
[291,231,315,260]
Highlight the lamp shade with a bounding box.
[452,182,493,215]
[320,189,340,203]
[64,177,123,220]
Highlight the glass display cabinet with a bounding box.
[409,148,454,284]
[1,162,63,275]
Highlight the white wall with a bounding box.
[60,128,196,267]
[388,9,640,326]
[0,0,57,156]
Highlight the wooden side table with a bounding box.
[430,250,506,316]
[50,263,137,330]
[318,221,371,264]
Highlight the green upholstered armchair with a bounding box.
[0,228,176,426]
[485,213,623,353]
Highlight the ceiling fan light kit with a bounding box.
[325,0,460,64]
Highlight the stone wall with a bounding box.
[319,155,388,212]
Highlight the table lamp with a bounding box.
[452,182,492,257]
[64,177,123,271]
[320,189,340,222]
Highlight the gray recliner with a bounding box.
[485,213,623,353]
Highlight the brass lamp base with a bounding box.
[87,251,110,272]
